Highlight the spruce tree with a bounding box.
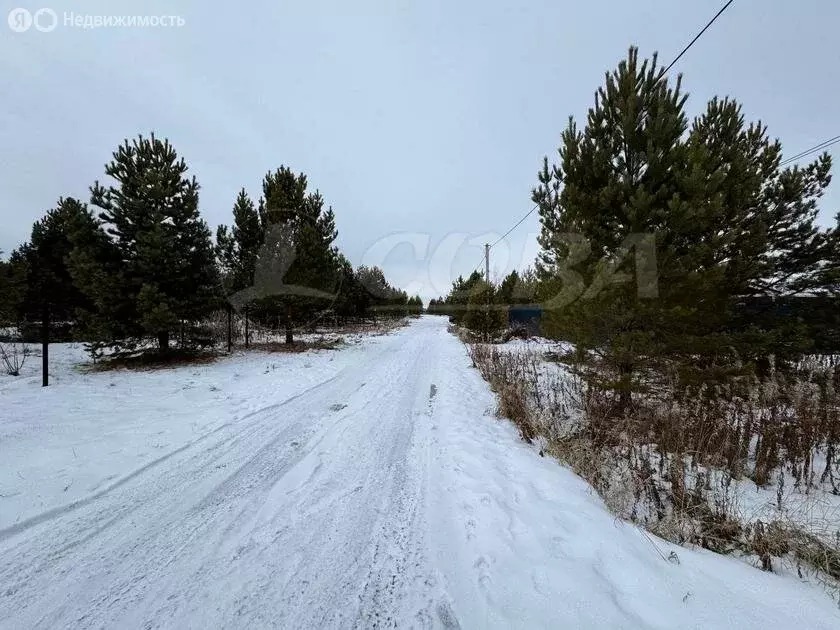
[88,133,219,352]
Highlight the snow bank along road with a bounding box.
[1,317,839,629]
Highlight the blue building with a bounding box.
[508,306,542,336]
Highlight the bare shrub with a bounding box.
[0,341,30,376]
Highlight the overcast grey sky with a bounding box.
[2,1,838,300]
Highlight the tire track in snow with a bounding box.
[0,321,441,629]
[0,356,359,545]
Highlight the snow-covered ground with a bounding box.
[1,317,838,628]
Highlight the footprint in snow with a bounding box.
[473,556,492,588]
[465,518,476,540]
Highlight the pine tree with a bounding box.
[679,97,832,372]
[87,133,219,352]
[405,295,423,316]
[65,204,126,352]
[216,189,262,296]
[463,280,506,341]
[823,213,840,297]
[0,251,25,328]
[533,48,835,408]
[498,270,521,305]
[333,254,366,321]
[12,198,102,340]
[533,49,690,407]
[445,271,484,325]
[254,167,339,343]
[813,213,840,353]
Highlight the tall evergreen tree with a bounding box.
[333,254,366,320]
[86,133,219,352]
[12,198,101,339]
[683,97,832,369]
[823,213,840,297]
[216,188,262,295]
[533,48,835,409]
[254,166,339,343]
[497,270,524,306]
[0,251,25,328]
[444,271,484,325]
[534,50,687,399]
[463,280,506,341]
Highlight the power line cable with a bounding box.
[780,135,840,166]
[482,0,736,260]
[490,204,539,248]
[663,0,736,75]
[468,0,736,281]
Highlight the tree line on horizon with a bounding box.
[0,134,422,357]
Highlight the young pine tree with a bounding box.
[534,48,835,409]
[88,134,219,352]
[446,271,484,326]
[0,253,25,327]
[463,280,506,341]
[497,270,521,306]
[681,97,832,373]
[216,188,263,297]
[533,48,688,409]
[256,167,339,343]
[12,198,102,340]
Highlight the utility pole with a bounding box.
[484,243,492,342]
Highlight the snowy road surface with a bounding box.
[1,317,839,629]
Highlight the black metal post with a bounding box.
[41,307,49,387]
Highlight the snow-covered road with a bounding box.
[1,317,839,629]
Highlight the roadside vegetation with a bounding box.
[440,47,840,592]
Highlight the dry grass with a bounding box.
[88,349,220,372]
[202,310,409,348]
[88,314,405,370]
[250,336,345,353]
[466,339,840,592]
